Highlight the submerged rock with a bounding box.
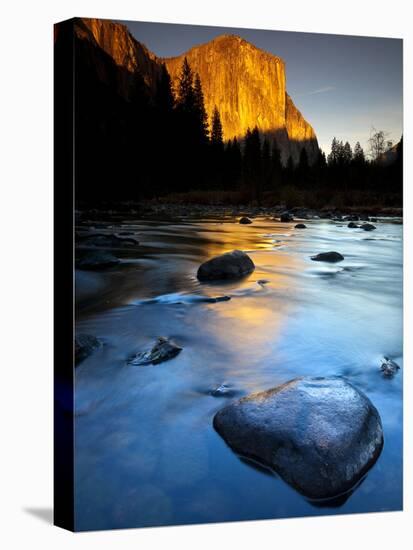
[197,250,255,281]
[128,337,182,366]
[361,223,376,231]
[210,383,236,397]
[75,250,120,270]
[311,251,344,263]
[280,212,294,222]
[77,233,139,247]
[380,357,400,378]
[295,223,307,229]
[347,222,359,228]
[75,334,101,365]
[239,216,253,225]
[214,377,383,500]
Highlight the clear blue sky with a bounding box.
[120,19,403,155]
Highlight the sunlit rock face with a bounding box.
[74,19,319,164]
[74,18,162,98]
[164,35,319,164]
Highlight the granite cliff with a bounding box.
[164,35,318,163]
[73,18,319,164]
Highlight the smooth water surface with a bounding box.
[74,213,403,531]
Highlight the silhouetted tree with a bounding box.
[243,127,262,202]
[193,73,209,146]
[343,141,353,165]
[353,141,365,165]
[368,128,390,162]
[297,147,309,184]
[177,57,195,113]
[209,106,224,185]
[211,106,224,150]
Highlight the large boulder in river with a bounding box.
[311,251,344,263]
[197,250,255,281]
[214,377,383,500]
[239,216,253,225]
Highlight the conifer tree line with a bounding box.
[149,58,403,202]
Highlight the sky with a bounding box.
[121,19,403,155]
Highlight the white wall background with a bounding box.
[0,0,410,548]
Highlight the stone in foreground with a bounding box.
[239,216,253,225]
[75,334,101,365]
[311,251,344,262]
[213,377,383,500]
[128,337,182,366]
[380,357,400,378]
[197,250,255,281]
[347,222,359,228]
[295,223,307,229]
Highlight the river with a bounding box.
[74,212,403,531]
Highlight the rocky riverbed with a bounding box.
[74,207,403,530]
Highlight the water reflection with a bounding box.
[74,215,403,530]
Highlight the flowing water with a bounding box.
[74,213,403,531]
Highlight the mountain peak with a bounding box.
[74,17,318,164]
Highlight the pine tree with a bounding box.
[193,73,209,145]
[177,57,195,113]
[353,141,365,164]
[261,138,271,189]
[298,147,309,171]
[155,63,174,113]
[211,106,224,150]
[328,137,340,166]
[296,147,309,185]
[270,141,282,186]
[243,126,262,202]
[343,141,353,164]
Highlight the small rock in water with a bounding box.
[295,223,307,229]
[380,357,400,378]
[311,251,344,263]
[213,377,383,500]
[210,383,235,397]
[75,250,120,270]
[280,212,294,222]
[370,217,378,223]
[77,233,139,247]
[197,250,255,281]
[75,334,101,365]
[347,222,359,228]
[361,223,376,231]
[239,216,253,225]
[257,279,270,286]
[208,295,231,303]
[128,337,182,366]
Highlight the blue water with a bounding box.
[74,214,403,531]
